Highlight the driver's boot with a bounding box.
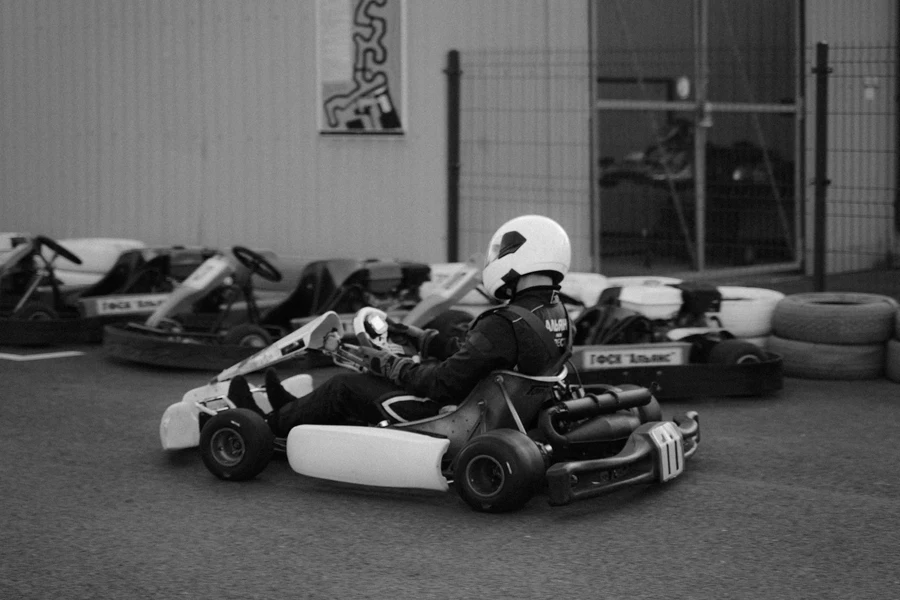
[227,376,264,416]
[264,367,297,413]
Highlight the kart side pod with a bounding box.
[286,425,451,492]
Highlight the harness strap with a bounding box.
[501,304,561,356]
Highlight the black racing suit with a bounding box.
[268,285,572,437]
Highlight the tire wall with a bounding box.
[769,292,898,380]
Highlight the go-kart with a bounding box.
[102,246,299,366]
[570,280,784,398]
[106,253,475,371]
[160,304,700,512]
[42,237,147,287]
[0,234,220,345]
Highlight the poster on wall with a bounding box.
[317,0,406,135]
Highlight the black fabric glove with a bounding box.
[355,346,414,384]
[387,318,438,357]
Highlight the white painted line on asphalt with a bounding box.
[0,351,85,361]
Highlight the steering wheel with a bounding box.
[231,246,282,282]
[352,307,391,348]
[35,235,82,265]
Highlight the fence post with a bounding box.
[445,50,462,262]
[812,42,831,292]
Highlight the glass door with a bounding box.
[591,0,801,277]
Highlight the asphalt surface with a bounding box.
[2,343,899,600]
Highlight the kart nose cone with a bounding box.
[160,401,201,450]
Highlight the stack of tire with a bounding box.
[768,292,899,380]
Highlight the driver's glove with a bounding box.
[386,318,439,358]
[356,346,415,385]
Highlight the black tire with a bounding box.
[13,301,59,321]
[199,409,275,481]
[425,309,474,340]
[885,338,900,383]
[767,334,885,380]
[453,429,546,513]
[221,323,273,348]
[708,339,768,365]
[772,292,897,345]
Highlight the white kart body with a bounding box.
[144,253,237,328]
[159,306,342,450]
[286,425,450,491]
[609,280,784,340]
[48,238,147,287]
[425,262,609,310]
[160,372,314,450]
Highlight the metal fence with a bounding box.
[451,49,594,272]
[818,44,898,272]
[449,40,899,296]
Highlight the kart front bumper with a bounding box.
[545,412,699,506]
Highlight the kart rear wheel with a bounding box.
[708,339,767,365]
[13,301,59,321]
[221,323,273,348]
[199,409,274,481]
[453,429,546,513]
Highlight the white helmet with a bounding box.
[482,215,571,300]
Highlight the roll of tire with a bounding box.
[885,338,900,383]
[772,292,897,345]
[767,334,886,380]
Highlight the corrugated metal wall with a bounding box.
[1,1,325,254]
[0,0,590,268]
[805,0,898,272]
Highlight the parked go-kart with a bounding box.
[571,280,784,398]
[0,234,216,345]
[160,304,700,512]
[0,234,84,322]
[105,251,467,371]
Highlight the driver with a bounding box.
[228,214,574,437]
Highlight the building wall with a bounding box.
[0,0,589,265]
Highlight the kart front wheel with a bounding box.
[199,409,274,481]
[453,429,546,513]
[222,323,273,348]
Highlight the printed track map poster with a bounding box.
[317,0,406,134]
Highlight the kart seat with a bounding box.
[392,368,567,460]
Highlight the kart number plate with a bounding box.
[81,294,169,316]
[649,422,684,482]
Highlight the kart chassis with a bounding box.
[165,305,701,511]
